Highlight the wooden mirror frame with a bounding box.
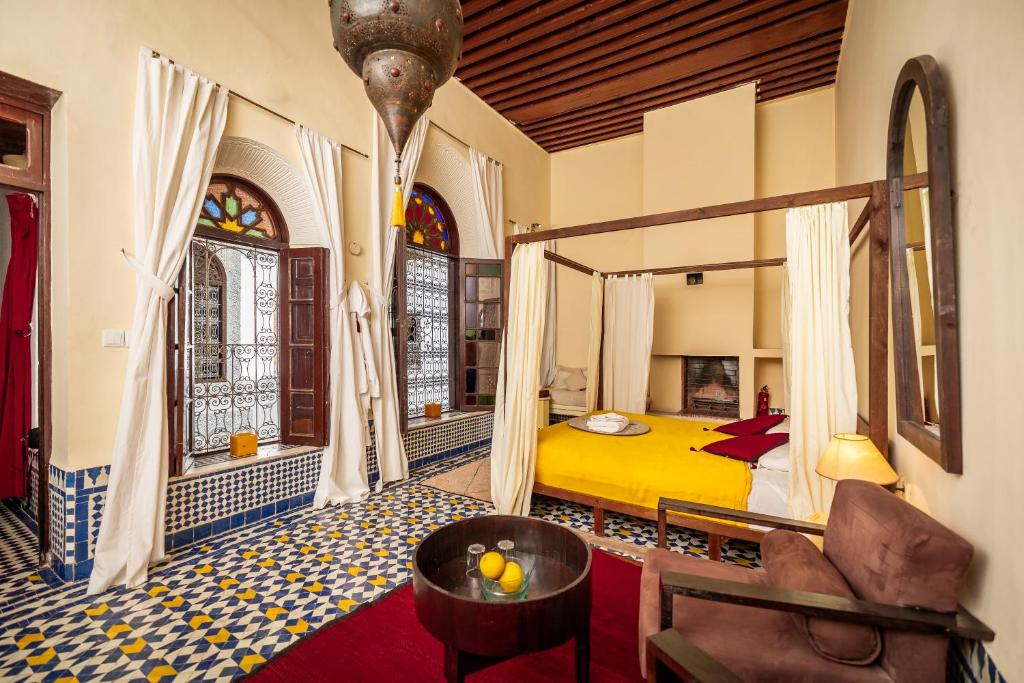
[886,55,961,473]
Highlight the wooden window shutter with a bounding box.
[166,270,186,478]
[458,258,504,412]
[280,247,330,446]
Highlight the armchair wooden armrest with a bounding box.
[658,497,826,543]
[658,570,996,641]
[646,629,742,683]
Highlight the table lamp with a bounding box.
[816,433,898,486]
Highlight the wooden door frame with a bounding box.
[0,70,60,565]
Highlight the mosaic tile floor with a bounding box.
[0,450,759,682]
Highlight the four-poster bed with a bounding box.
[498,173,928,559]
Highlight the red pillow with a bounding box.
[696,432,789,463]
[710,414,786,436]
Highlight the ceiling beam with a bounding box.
[482,0,834,107]
[519,34,841,135]
[543,124,645,152]
[522,39,842,139]
[533,117,645,148]
[500,1,846,123]
[459,0,728,84]
[462,0,593,53]
[462,0,549,36]
[758,73,838,101]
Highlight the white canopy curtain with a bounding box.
[512,221,557,390]
[89,49,228,594]
[601,274,654,413]
[368,114,429,490]
[585,271,603,411]
[468,147,503,259]
[490,242,548,515]
[295,124,369,506]
[783,202,857,520]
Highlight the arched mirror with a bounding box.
[887,56,961,473]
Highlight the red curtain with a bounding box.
[0,193,38,499]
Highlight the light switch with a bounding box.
[101,329,127,348]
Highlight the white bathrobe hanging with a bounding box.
[347,280,379,422]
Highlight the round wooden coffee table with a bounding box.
[413,515,592,682]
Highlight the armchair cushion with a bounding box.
[639,549,891,683]
[824,479,975,682]
[762,530,881,665]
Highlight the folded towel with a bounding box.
[587,412,629,433]
[588,412,628,423]
[587,421,629,434]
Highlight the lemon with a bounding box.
[498,561,523,593]
[479,551,505,580]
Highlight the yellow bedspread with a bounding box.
[535,412,752,513]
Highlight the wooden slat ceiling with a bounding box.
[456,0,848,152]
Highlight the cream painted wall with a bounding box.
[643,85,756,415]
[548,135,644,368]
[838,0,1024,676]
[0,0,549,469]
[753,87,837,409]
[547,86,836,416]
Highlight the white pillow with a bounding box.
[766,418,790,434]
[564,368,587,391]
[551,367,572,389]
[757,441,791,472]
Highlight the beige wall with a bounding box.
[642,85,756,414]
[548,86,835,416]
[838,0,1024,676]
[0,0,549,469]
[548,135,644,368]
[754,87,837,409]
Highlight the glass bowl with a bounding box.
[479,554,535,602]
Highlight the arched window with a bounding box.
[197,176,284,243]
[400,184,458,419]
[169,174,330,473]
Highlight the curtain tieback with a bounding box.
[121,249,175,301]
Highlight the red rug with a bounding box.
[251,549,645,682]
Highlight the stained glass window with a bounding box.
[197,177,281,241]
[406,186,451,253]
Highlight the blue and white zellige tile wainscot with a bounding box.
[44,412,493,582]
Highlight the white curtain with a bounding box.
[602,274,654,413]
[512,222,557,390]
[585,271,603,411]
[368,114,429,490]
[490,243,548,516]
[784,202,857,519]
[469,147,503,259]
[540,241,557,388]
[89,49,228,594]
[295,124,369,506]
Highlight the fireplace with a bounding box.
[683,356,740,418]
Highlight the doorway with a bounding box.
[0,70,59,566]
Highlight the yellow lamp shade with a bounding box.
[391,182,406,228]
[816,433,898,486]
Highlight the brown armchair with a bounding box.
[640,479,995,682]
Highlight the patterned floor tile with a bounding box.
[0,449,758,681]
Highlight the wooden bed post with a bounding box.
[502,235,514,329]
[707,535,723,562]
[593,507,605,537]
[868,181,891,457]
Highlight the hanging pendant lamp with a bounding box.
[329,0,464,228]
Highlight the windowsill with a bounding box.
[175,443,322,481]
[407,410,485,432]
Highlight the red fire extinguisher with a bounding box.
[757,385,771,416]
